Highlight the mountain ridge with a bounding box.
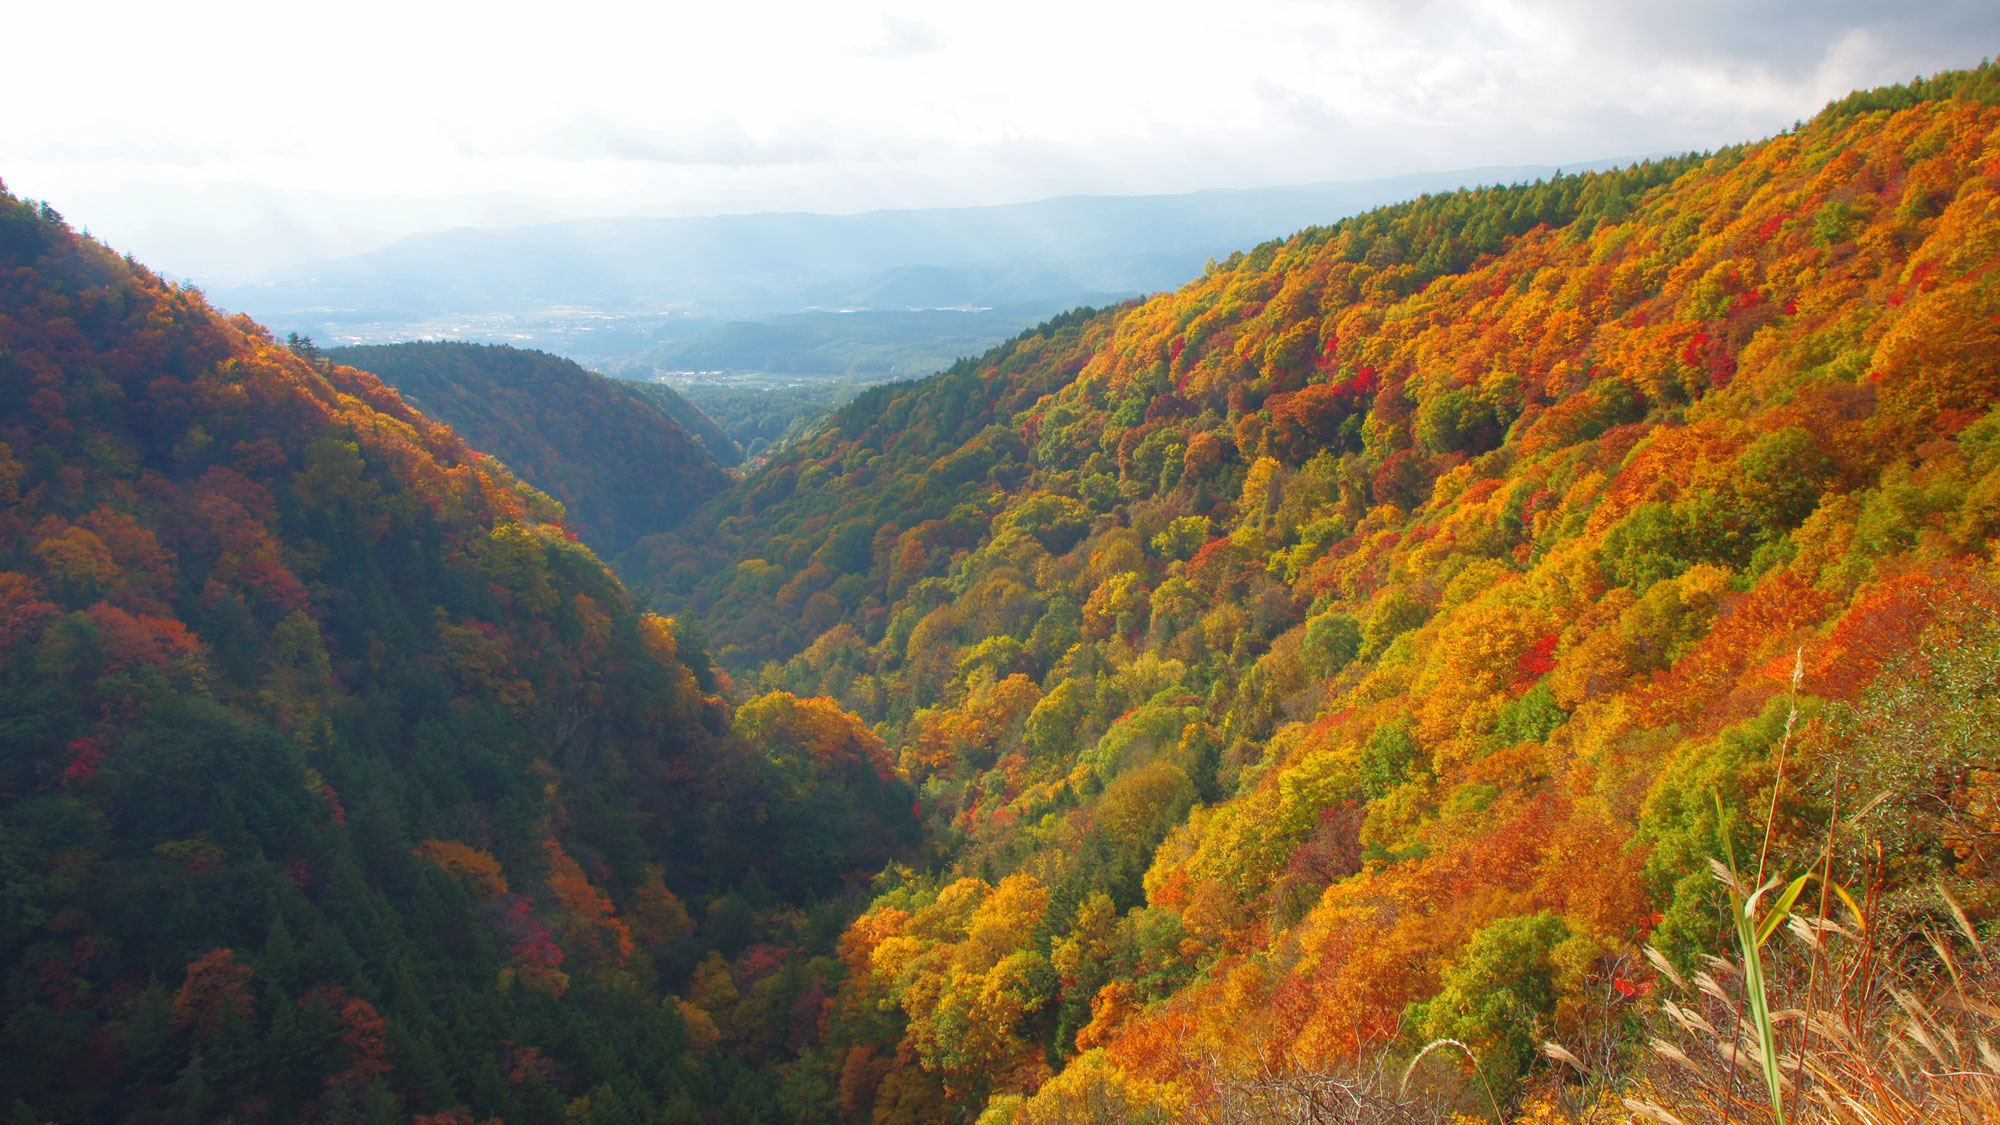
[322,341,737,555]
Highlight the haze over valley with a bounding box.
[212,167,1634,373]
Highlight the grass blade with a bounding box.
[1716,787,1788,1124]
[1757,875,1812,947]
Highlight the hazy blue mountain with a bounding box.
[216,164,1616,362]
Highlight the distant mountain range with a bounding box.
[215,164,1633,363]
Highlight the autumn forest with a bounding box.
[4,62,2000,1125]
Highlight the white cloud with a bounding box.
[1,0,1991,280]
[857,15,945,59]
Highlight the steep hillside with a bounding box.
[638,65,2000,1120]
[602,377,745,468]
[323,341,733,556]
[0,193,911,1122]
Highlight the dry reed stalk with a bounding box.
[1189,1043,1469,1125]
[1618,893,2000,1125]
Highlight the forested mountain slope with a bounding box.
[603,378,745,469]
[636,64,2000,1121]
[323,342,735,556]
[0,192,913,1122]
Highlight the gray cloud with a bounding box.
[1261,0,1999,166]
[1290,0,1998,79]
[1567,0,1998,75]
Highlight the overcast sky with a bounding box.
[4,0,1994,282]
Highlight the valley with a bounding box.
[2,61,1999,1125]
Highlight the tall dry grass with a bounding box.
[1188,1041,1482,1125]
[1596,648,2000,1125]
[1587,884,2000,1125]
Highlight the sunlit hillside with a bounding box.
[634,64,2000,1122]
